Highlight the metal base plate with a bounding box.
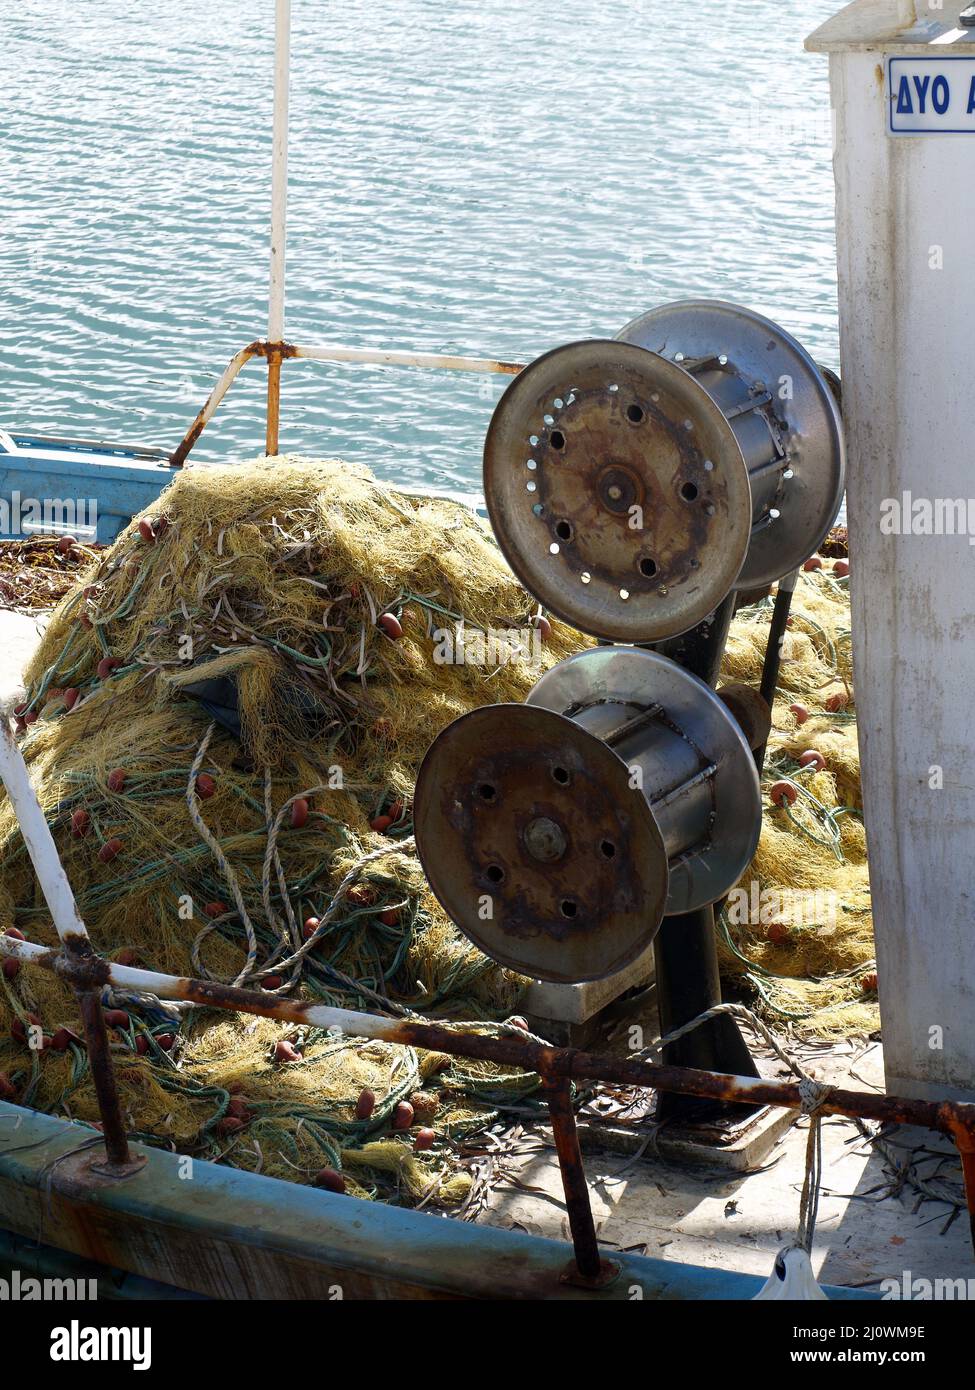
[483,339,752,642]
[527,647,761,915]
[617,301,845,587]
[414,703,668,983]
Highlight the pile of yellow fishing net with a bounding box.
[0,456,873,1205]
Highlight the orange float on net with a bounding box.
[314,1167,347,1193]
[96,656,122,680]
[769,781,798,808]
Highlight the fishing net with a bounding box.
[0,456,582,1203]
[718,546,878,1036]
[0,464,873,1200]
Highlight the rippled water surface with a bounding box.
[1,0,839,493]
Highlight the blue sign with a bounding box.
[889,57,975,134]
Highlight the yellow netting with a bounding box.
[0,456,580,1201]
[718,554,878,1036]
[0,462,874,1193]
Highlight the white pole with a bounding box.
[265,0,291,454]
[0,720,90,944]
[268,0,290,345]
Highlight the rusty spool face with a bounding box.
[483,340,752,643]
[617,301,845,589]
[414,703,667,984]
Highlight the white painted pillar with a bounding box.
[807,1,975,1100]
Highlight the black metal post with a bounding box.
[650,591,760,1121]
[755,568,798,772]
[652,589,737,687]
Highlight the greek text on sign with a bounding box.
[889,58,975,134]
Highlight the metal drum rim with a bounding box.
[527,646,762,914]
[616,300,845,586]
[483,338,753,643]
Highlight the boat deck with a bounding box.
[1,606,969,1297]
[474,1037,971,1293]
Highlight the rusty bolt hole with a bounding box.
[638,556,657,578]
[477,783,497,802]
[680,481,699,502]
[626,403,644,424]
[560,899,578,918]
[486,864,505,884]
[555,519,573,542]
[600,840,616,859]
[551,765,570,786]
[550,429,566,451]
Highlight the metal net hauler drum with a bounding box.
[413,647,761,984]
[484,301,844,643]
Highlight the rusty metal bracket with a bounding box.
[542,1075,620,1286]
[168,339,524,468]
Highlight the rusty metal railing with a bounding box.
[2,912,975,1277]
[169,340,525,468]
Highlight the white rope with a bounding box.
[632,1000,833,1251]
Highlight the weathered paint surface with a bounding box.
[0,1103,876,1301]
[808,3,975,1100]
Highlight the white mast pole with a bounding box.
[265,0,291,456]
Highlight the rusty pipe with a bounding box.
[541,1076,609,1284]
[73,988,132,1170]
[4,933,973,1144]
[169,339,525,467]
[3,931,975,1237]
[265,350,283,458]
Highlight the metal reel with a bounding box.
[414,702,667,984]
[413,648,761,984]
[483,339,753,643]
[527,647,761,918]
[616,300,845,590]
